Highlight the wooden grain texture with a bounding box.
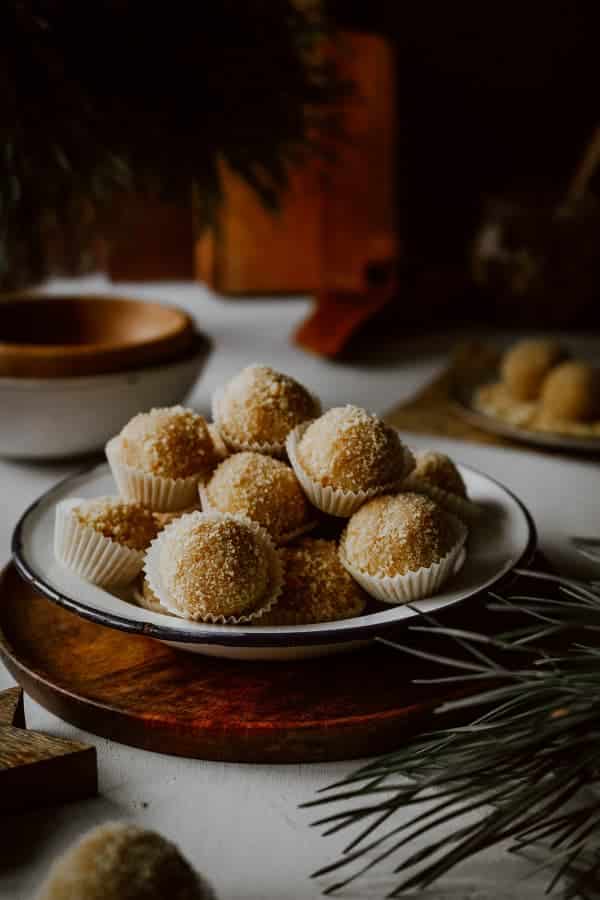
[0,295,195,377]
[0,564,494,764]
[0,685,24,728]
[0,684,97,812]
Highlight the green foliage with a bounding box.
[0,1,339,287]
[305,581,600,897]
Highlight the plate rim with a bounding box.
[11,462,537,647]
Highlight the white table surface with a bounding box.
[1,277,598,899]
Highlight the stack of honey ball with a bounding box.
[55,364,474,624]
[476,339,600,436]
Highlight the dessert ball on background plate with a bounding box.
[500,338,566,401]
[538,361,600,423]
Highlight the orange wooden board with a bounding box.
[0,563,470,763]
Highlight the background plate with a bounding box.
[453,380,600,453]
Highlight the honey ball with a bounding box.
[119,406,219,479]
[217,364,318,447]
[158,512,272,619]
[74,498,158,551]
[500,339,566,401]
[259,538,366,625]
[296,405,409,492]
[539,361,600,422]
[341,493,460,577]
[204,452,312,543]
[35,822,214,900]
[411,451,467,498]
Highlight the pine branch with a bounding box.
[304,581,600,898]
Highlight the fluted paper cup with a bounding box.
[106,437,202,512]
[54,498,144,587]
[143,510,284,624]
[339,519,468,605]
[133,578,174,616]
[286,423,415,518]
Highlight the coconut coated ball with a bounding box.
[74,498,158,550]
[296,405,410,492]
[259,538,366,625]
[500,339,566,401]
[341,493,460,577]
[158,511,272,619]
[119,406,219,479]
[411,451,467,498]
[539,361,600,422]
[216,365,318,448]
[204,452,311,543]
[35,822,214,900]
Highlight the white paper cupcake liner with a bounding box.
[106,437,202,512]
[211,386,322,459]
[286,424,415,518]
[208,423,230,461]
[339,519,468,605]
[54,499,145,588]
[143,510,284,624]
[402,474,481,522]
[198,485,317,545]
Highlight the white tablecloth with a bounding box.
[1,277,598,899]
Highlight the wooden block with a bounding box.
[0,686,24,728]
[0,687,97,813]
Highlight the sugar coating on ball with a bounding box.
[205,452,311,542]
[539,361,600,422]
[158,512,271,619]
[119,406,219,479]
[500,339,566,401]
[412,451,467,498]
[297,405,408,492]
[35,822,213,900]
[341,493,460,577]
[217,364,318,446]
[259,538,366,625]
[74,498,158,551]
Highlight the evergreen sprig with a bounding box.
[0,1,340,287]
[305,581,600,898]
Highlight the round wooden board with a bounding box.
[0,563,451,763]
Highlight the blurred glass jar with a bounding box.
[471,191,600,328]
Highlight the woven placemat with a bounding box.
[384,340,508,445]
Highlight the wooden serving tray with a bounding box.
[0,563,467,763]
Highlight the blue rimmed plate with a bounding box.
[12,461,536,660]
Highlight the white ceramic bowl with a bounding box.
[0,336,211,460]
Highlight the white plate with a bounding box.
[12,461,536,660]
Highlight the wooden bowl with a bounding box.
[0,294,195,377]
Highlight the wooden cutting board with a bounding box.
[0,563,492,764]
